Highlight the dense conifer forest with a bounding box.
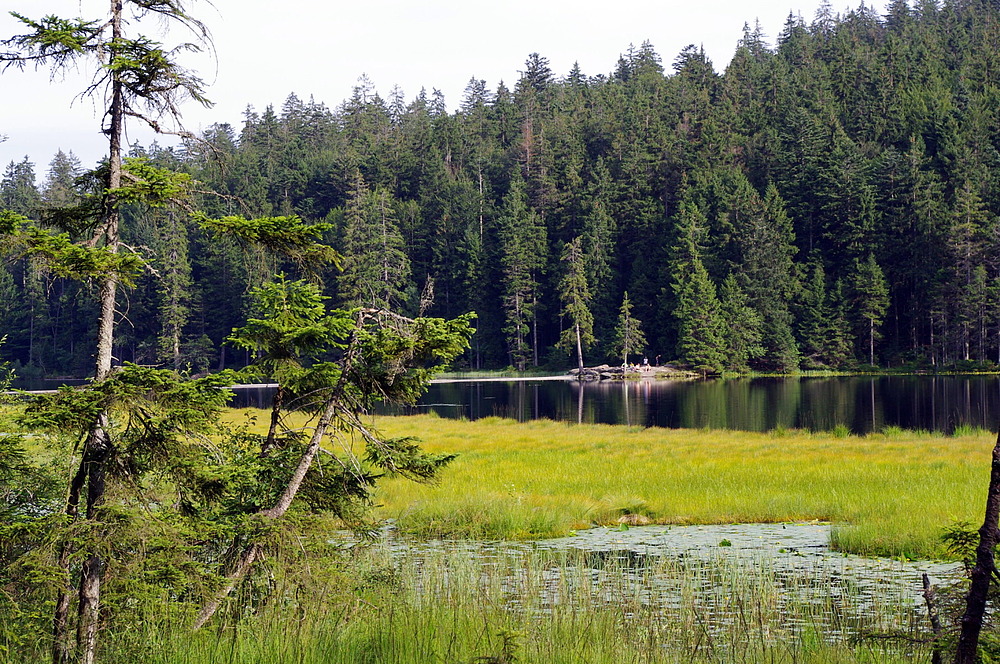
[5,0,1000,375]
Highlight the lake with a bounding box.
[383,374,1000,434]
[14,374,1000,434]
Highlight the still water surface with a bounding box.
[16,374,1000,434]
[384,375,1000,434]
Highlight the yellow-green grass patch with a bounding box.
[224,410,992,559]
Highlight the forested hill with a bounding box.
[4,0,1000,375]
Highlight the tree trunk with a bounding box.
[193,381,339,629]
[954,428,1000,664]
[194,311,367,629]
[575,322,584,372]
[262,385,285,456]
[76,556,103,664]
[532,294,539,368]
[869,317,875,366]
[51,455,89,664]
[64,4,124,662]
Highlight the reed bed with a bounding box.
[343,414,991,559]
[92,544,928,664]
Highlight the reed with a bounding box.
[92,544,928,664]
[351,414,989,559]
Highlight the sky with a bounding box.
[1,0,886,174]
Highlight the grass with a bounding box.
[2,407,963,663]
[344,414,991,560]
[85,544,927,664]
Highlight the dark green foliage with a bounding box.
[718,274,763,372]
[7,1,1000,377]
[557,236,596,369]
[337,171,412,310]
[197,213,340,273]
[672,259,726,374]
[849,253,890,365]
[611,291,647,365]
[497,172,547,370]
[796,261,854,369]
[670,202,726,374]
[18,365,235,457]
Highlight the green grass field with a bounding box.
[1,408,966,662]
[342,414,992,559]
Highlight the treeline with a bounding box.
[5,0,1000,375]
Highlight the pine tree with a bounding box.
[338,170,412,310]
[719,274,763,371]
[612,291,647,365]
[497,172,547,370]
[850,253,890,366]
[41,150,82,207]
[670,201,726,374]
[740,183,799,371]
[557,236,595,371]
[2,6,212,661]
[156,210,193,371]
[0,158,41,215]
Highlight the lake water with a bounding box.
[14,374,1000,434]
[384,375,1000,434]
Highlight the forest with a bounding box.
[7,2,1000,664]
[4,0,1000,376]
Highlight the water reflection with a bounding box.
[20,375,997,434]
[384,375,1000,434]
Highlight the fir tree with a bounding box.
[338,170,412,310]
[850,253,890,366]
[497,171,547,370]
[612,290,647,365]
[719,274,763,371]
[557,236,595,371]
[670,201,726,374]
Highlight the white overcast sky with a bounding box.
[1,0,887,173]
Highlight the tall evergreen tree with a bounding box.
[557,236,595,371]
[670,201,726,373]
[612,290,647,366]
[338,170,412,310]
[497,171,547,370]
[41,150,82,207]
[719,273,763,371]
[0,158,40,215]
[850,253,890,365]
[730,181,800,371]
[2,3,212,662]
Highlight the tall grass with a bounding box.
[355,415,990,559]
[91,544,928,664]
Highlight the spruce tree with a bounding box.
[497,171,547,370]
[670,201,726,374]
[719,273,763,372]
[850,253,890,366]
[338,170,412,310]
[41,150,82,207]
[2,6,212,660]
[612,290,647,366]
[557,236,596,371]
[730,182,800,371]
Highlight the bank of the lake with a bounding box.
[224,411,989,560]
